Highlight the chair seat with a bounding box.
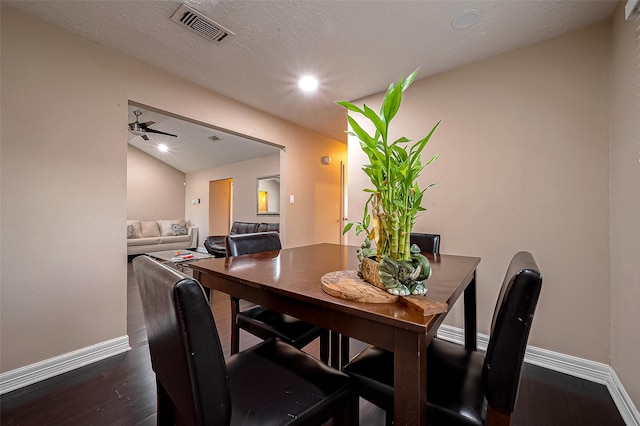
[237,305,325,349]
[343,339,486,426]
[227,338,355,425]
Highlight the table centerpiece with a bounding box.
[338,69,440,296]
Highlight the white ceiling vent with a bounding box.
[170,4,234,42]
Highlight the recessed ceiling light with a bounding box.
[452,9,480,30]
[298,75,319,92]
[158,144,169,152]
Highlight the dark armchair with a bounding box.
[204,221,280,257]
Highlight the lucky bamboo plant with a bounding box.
[338,69,440,295]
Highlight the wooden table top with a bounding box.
[190,243,480,334]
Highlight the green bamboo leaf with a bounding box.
[363,104,387,141]
[402,68,419,92]
[342,223,354,234]
[425,153,440,166]
[391,137,411,147]
[381,82,403,123]
[347,115,375,148]
[336,101,364,115]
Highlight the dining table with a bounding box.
[190,243,480,426]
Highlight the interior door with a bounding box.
[209,178,233,235]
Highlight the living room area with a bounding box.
[125,105,285,259]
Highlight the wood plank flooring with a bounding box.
[0,261,626,425]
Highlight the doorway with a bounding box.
[209,178,233,235]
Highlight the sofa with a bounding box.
[127,219,198,255]
[204,221,279,257]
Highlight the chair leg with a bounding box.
[333,396,359,426]
[319,329,330,364]
[230,296,240,355]
[385,410,394,426]
[340,335,350,368]
[156,379,175,426]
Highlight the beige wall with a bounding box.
[0,6,346,373]
[347,22,612,363]
[609,4,640,405]
[186,154,280,243]
[127,145,186,221]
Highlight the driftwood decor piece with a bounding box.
[321,270,447,316]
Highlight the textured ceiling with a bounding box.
[127,106,281,174]
[8,0,618,144]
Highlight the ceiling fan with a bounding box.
[128,110,177,141]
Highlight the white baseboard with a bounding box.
[0,336,130,395]
[438,325,640,426]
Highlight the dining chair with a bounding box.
[133,256,358,426]
[225,232,330,363]
[339,233,442,368]
[342,251,543,426]
[409,232,441,255]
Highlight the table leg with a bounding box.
[394,329,427,425]
[464,271,477,351]
[330,331,341,368]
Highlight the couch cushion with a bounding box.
[158,219,186,236]
[140,221,160,237]
[127,220,143,239]
[171,223,188,236]
[127,236,162,246]
[158,235,191,244]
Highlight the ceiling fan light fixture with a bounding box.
[129,124,145,136]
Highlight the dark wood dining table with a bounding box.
[190,243,480,426]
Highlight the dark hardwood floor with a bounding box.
[1,262,626,425]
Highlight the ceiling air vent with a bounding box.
[170,4,234,42]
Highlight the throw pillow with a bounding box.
[127,220,143,238]
[158,219,185,236]
[140,221,160,237]
[127,224,138,239]
[171,223,188,236]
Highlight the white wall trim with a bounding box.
[0,336,130,395]
[438,325,640,425]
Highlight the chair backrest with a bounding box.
[409,232,441,254]
[225,231,282,257]
[229,221,259,234]
[132,256,231,425]
[482,251,543,413]
[257,222,280,233]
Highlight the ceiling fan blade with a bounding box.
[140,121,155,127]
[146,128,177,137]
[142,134,149,141]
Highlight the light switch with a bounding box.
[289,194,295,204]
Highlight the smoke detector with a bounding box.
[170,4,234,42]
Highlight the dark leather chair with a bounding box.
[339,233,442,368]
[204,222,280,257]
[133,255,358,426]
[343,251,543,426]
[225,232,330,363]
[410,232,441,254]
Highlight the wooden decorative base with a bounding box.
[320,270,448,316]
